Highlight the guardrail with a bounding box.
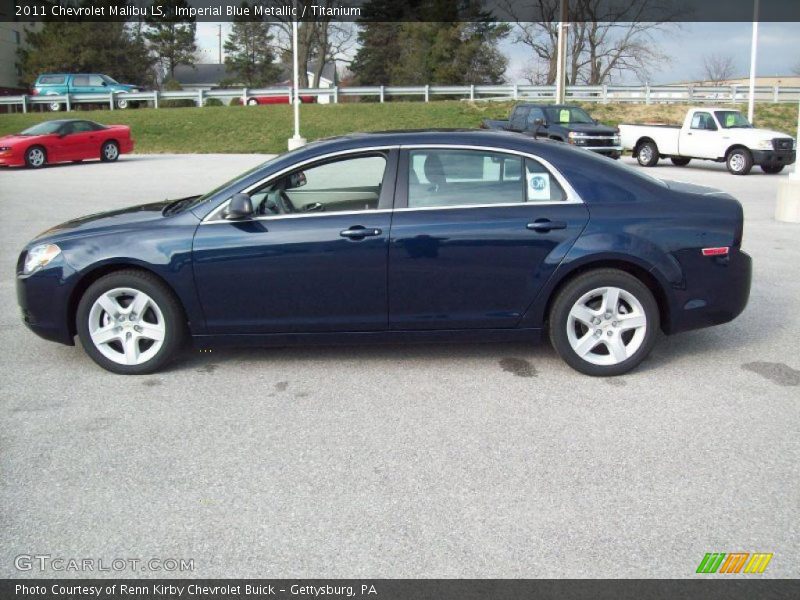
[1,83,799,113]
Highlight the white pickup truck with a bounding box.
[619,107,796,175]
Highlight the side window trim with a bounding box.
[394,145,583,210]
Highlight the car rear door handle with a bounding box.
[527,219,567,233]
[340,226,382,239]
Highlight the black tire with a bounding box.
[100,140,119,162]
[636,140,659,167]
[548,269,660,377]
[761,164,784,174]
[76,270,186,375]
[670,157,691,166]
[24,145,47,168]
[726,148,753,175]
[47,100,61,112]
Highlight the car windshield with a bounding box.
[179,155,285,212]
[101,75,119,85]
[714,111,752,129]
[20,121,63,135]
[545,107,595,124]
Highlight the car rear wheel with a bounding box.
[636,141,659,167]
[247,98,259,106]
[76,270,186,374]
[25,146,47,168]
[670,157,691,166]
[761,164,784,174]
[47,101,61,112]
[101,141,119,162]
[549,269,659,376]
[727,148,753,175]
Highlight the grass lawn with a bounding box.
[0,101,796,155]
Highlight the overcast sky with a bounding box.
[196,21,800,84]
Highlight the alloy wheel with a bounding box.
[103,143,119,160]
[27,148,45,167]
[566,286,647,366]
[88,288,166,366]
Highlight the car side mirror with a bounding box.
[225,193,253,220]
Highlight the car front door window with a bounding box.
[249,154,388,217]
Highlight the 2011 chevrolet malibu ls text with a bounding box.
[16,130,751,376]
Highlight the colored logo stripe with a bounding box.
[697,552,773,574]
[744,553,773,574]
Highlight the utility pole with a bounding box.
[218,24,222,64]
[288,6,306,150]
[747,0,759,123]
[555,0,568,104]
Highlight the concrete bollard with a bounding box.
[775,174,800,223]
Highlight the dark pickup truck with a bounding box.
[481,104,622,158]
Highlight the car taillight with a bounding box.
[31,89,38,95]
[702,247,729,257]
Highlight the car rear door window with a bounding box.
[407,149,524,208]
[72,75,90,87]
[38,75,65,85]
[525,158,567,202]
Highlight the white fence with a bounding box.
[1,83,799,113]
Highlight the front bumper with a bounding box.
[751,149,795,167]
[666,248,752,335]
[0,153,24,167]
[16,263,76,346]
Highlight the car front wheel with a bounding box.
[76,270,186,374]
[25,146,47,168]
[549,269,659,376]
[727,148,753,175]
[247,98,259,106]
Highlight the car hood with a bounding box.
[33,200,180,243]
[726,128,794,143]
[559,123,618,135]
[0,134,42,145]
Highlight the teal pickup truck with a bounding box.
[33,74,142,111]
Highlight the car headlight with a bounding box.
[0,146,10,152]
[130,89,139,93]
[568,132,586,139]
[755,139,773,150]
[23,243,61,275]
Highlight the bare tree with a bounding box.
[701,53,736,84]
[503,0,682,85]
[268,0,355,87]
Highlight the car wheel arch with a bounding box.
[725,144,751,160]
[634,137,656,154]
[535,257,673,335]
[67,263,189,339]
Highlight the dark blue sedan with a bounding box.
[16,130,751,376]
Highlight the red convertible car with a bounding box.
[0,119,134,168]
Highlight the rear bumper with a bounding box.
[751,149,795,166]
[666,248,751,334]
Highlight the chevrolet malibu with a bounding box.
[16,130,751,376]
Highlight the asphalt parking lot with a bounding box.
[1,153,798,579]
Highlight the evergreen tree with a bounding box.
[223,4,282,87]
[351,0,508,86]
[145,0,197,80]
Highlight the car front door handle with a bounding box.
[527,219,567,233]
[340,226,382,239]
